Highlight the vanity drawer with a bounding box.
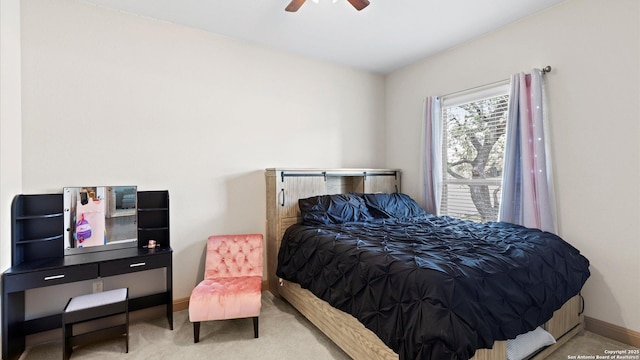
[100,253,171,277]
[3,264,99,292]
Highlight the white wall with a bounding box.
[18,0,386,303]
[0,0,22,272]
[385,0,640,332]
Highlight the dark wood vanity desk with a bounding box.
[2,248,173,360]
[1,190,172,360]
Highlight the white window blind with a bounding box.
[440,84,509,222]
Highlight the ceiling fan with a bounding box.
[285,0,370,12]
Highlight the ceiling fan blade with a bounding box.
[346,0,370,11]
[285,0,306,12]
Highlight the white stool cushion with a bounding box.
[65,288,128,312]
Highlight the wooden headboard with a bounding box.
[264,168,401,295]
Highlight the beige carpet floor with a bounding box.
[20,292,637,360]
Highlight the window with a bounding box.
[440,84,509,222]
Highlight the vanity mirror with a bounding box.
[64,186,137,255]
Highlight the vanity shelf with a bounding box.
[11,194,64,266]
[10,191,171,266]
[137,190,170,249]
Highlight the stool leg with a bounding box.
[125,302,129,353]
[63,322,72,360]
[193,322,200,343]
[253,317,259,338]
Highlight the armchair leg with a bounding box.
[193,322,200,343]
[253,317,259,338]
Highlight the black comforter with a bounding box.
[276,215,590,360]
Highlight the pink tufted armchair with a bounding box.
[188,234,263,343]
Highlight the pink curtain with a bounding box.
[499,70,557,233]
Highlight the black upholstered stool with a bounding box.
[62,288,129,360]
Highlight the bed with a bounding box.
[265,169,590,360]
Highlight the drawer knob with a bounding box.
[44,274,65,281]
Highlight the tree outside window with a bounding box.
[441,93,509,222]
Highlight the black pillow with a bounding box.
[362,193,428,219]
[299,194,373,225]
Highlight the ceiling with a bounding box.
[80,0,567,74]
